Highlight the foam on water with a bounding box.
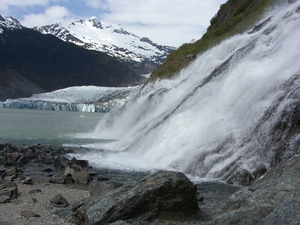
[71,1,300,181]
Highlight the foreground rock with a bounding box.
[20,210,41,218]
[0,179,18,202]
[50,194,69,208]
[2,142,300,224]
[70,170,199,225]
[198,154,300,225]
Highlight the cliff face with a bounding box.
[150,0,275,80]
[207,0,261,31]
[0,70,44,101]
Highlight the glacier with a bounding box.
[0,86,140,113]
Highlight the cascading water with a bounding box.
[71,1,300,184]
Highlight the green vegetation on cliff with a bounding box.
[150,0,275,80]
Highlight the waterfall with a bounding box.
[72,1,300,184]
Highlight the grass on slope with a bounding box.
[150,0,275,80]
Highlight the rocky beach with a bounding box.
[1,142,300,225]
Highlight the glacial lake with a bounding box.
[0,108,107,146]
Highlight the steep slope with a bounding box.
[0,15,145,95]
[0,70,44,101]
[150,0,277,80]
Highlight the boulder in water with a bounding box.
[53,156,68,170]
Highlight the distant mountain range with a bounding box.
[0,15,175,101]
[35,17,175,64]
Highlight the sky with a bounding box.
[0,0,228,47]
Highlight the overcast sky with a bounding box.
[0,0,227,47]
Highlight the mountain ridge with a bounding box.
[34,17,175,65]
[0,21,145,100]
[0,15,23,31]
[0,14,174,100]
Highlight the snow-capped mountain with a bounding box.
[0,14,148,99]
[35,17,175,64]
[0,14,175,65]
[0,15,23,33]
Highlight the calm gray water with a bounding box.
[0,108,107,146]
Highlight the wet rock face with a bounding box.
[258,200,300,225]
[203,154,300,225]
[292,105,300,127]
[70,170,199,225]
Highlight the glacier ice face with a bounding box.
[1,86,140,113]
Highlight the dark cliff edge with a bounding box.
[0,70,44,101]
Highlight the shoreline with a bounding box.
[0,143,150,225]
[2,142,300,225]
[0,142,240,225]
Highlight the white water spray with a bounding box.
[72,1,300,183]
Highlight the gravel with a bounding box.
[0,180,90,225]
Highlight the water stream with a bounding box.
[70,1,300,183]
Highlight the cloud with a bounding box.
[84,0,108,9]
[94,0,226,46]
[21,5,72,27]
[1,0,227,47]
[0,0,49,11]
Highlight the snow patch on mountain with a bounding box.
[0,15,23,30]
[35,17,175,63]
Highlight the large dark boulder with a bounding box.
[70,170,199,225]
[258,200,300,225]
[53,156,68,170]
[252,153,300,192]
[200,154,300,225]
